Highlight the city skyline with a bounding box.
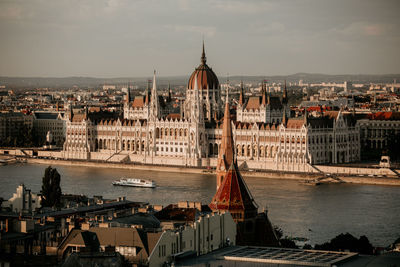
[1,0,400,78]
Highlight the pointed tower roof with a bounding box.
[215,96,235,190]
[150,70,160,118]
[152,70,157,94]
[239,80,244,106]
[261,81,267,106]
[209,162,258,215]
[201,39,207,65]
[145,79,150,105]
[220,98,234,165]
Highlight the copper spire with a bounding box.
[216,98,235,190]
[201,40,207,65]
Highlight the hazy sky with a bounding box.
[0,0,399,77]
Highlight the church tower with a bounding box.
[209,99,279,246]
[215,99,234,190]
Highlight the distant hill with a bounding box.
[0,73,399,89]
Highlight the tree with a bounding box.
[41,166,62,208]
[273,225,299,249]
[314,233,374,255]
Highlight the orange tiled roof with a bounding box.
[367,111,400,120]
[286,118,305,129]
[131,96,145,108]
[245,97,261,110]
[209,163,258,212]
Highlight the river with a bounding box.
[0,163,399,247]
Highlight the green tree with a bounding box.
[41,166,62,208]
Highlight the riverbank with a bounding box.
[26,158,400,186]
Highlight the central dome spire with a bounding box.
[187,41,219,90]
[201,40,207,64]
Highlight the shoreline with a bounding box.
[25,158,400,186]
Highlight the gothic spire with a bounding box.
[262,80,267,106]
[239,80,244,106]
[201,40,207,65]
[215,97,235,189]
[145,79,150,104]
[150,70,159,119]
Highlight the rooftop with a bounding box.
[175,246,360,267]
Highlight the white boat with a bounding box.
[112,178,156,188]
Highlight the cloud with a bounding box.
[164,24,217,37]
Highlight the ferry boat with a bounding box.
[112,178,156,188]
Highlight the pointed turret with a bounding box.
[239,80,244,106]
[150,70,160,119]
[190,75,203,123]
[261,81,267,106]
[145,79,150,105]
[216,97,235,190]
[201,39,207,65]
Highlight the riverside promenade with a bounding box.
[26,157,400,186]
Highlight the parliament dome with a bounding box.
[188,43,219,90]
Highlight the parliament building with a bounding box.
[62,44,360,172]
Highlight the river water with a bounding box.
[0,163,399,247]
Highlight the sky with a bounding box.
[0,0,399,78]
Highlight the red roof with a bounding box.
[367,111,400,120]
[209,163,257,213]
[187,44,219,90]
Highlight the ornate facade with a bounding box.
[62,45,361,172]
[236,81,290,124]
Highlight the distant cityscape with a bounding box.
[1,46,400,169]
[1,45,400,266]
